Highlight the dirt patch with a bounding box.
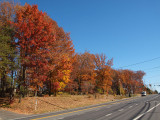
[1,94,137,114]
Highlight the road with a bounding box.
[14,94,160,120]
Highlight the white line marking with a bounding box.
[129,106,132,108]
[106,113,112,116]
[58,117,64,119]
[133,102,160,120]
[136,104,138,105]
[118,109,124,111]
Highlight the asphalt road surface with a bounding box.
[14,94,160,120]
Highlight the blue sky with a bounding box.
[20,0,160,92]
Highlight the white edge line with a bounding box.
[106,113,112,116]
[133,102,160,120]
[118,109,124,111]
[58,117,64,119]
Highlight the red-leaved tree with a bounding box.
[12,4,56,92]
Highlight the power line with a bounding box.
[120,57,160,68]
[143,66,160,71]
[144,74,160,79]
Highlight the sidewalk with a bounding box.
[0,109,27,120]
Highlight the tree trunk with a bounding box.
[9,71,14,104]
[53,90,57,96]
[78,78,82,94]
[18,91,22,103]
[1,71,6,97]
[49,80,52,96]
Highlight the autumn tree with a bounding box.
[11,4,58,98]
[94,54,113,95]
[71,52,96,94]
[111,70,124,95]
[44,16,74,96]
[131,71,145,94]
[48,55,73,96]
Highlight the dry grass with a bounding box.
[1,94,137,114]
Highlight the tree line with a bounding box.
[0,1,152,103]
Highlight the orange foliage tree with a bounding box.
[46,20,74,96]
[94,54,113,95]
[131,71,145,94]
[115,69,146,96]
[71,52,96,94]
[12,4,56,92]
[48,55,73,96]
[111,70,124,95]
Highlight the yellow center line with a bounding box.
[31,97,136,120]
